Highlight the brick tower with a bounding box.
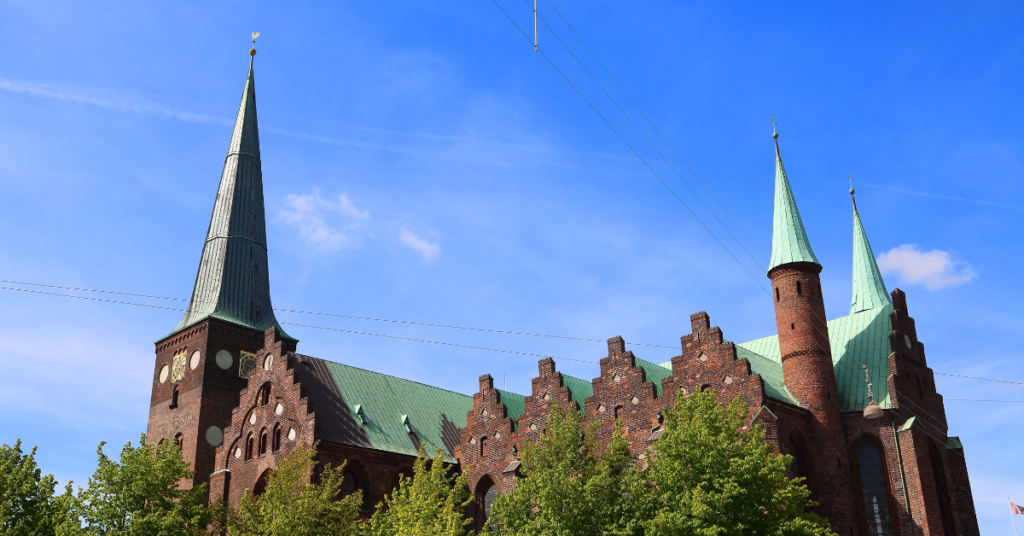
[146,47,296,492]
[767,132,856,533]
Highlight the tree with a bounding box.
[363,445,473,536]
[0,440,75,536]
[232,441,362,536]
[488,401,637,536]
[63,434,211,536]
[639,390,833,536]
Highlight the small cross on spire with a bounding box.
[848,173,855,195]
[250,32,260,56]
[770,116,778,139]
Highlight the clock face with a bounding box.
[904,334,914,350]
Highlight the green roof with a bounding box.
[734,303,894,411]
[635,358,673,397]
[311,359,473,463]
[172,54,290,340]
[850,200,891,314]
[733,343,799,405]
[496,389,526,430]
[560,374,593,415]
[768,139,820,273]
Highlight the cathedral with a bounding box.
[146,50,980,536]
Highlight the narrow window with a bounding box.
[259,430,268,455]
[775,287,780,302]
[261,385,271,406]
[788,433,809,481]
[929,442,955,534]
[245,433,254,460]
[796,281,802,296]
[174,433,184,452]
[791,323,795,330]
[480,437,489,457]
[343,470,366,510]
[169,386,179,409]
[272,425,281,452]
[856,441,894,535]
[478,479,497,531]
[614,405,624,420]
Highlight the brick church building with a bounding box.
[146,51,979,535]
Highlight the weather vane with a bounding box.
[848,173,855,195]
[250,32,260,56]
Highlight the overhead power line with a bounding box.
[3,281,1023,388]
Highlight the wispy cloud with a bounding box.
[876,244,976,290]
[276,189,370,250]
[0,78,231,126]
[859,181,1022,212]
[399,229,440,260]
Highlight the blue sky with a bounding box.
[1,0,1021,531]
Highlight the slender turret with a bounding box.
[850,191,891,314]
[767,130,856,533]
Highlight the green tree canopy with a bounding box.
[640,390,833,536]
[363,445,473,536]
[488,401,636,536]
[63,434,211,536]
[231,441,361,536]
[0,439,75,536]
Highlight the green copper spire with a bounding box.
[171,50,292,340]
[768,135,821,273]
[850,195,891,314]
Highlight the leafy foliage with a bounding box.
[640,390,834,536]
[231,441,362,536]
[488,401,637,536]
[0,439,75,536]
[62,434,212,536]
[363,445,473,536]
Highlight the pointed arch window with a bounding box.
[245,433,254,461]
[260,384,272,406]
[480,436,489,457]
[855,440,894,536]
[272,424,282,452]
[259,429,269,456]
[928,441,955,535]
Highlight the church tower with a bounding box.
[767,132,856,533]
[146,47,296,492]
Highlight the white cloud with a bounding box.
[399,229,440,260]
[876,244,976,290]
[277,189,370,250]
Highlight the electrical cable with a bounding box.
[526,0,767,272]
[490,0,773,296]
[0,280,675,349]
[543,0,770,264]
[934,372,1024,386]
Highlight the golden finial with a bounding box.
[250,32,260,56]
[771,115,778,139]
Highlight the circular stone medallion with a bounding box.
[159,365,169,383]
[215,350,233,370]
[190,351,201,370]
[205,426,223,447]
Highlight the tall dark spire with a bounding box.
[172,50,291,339]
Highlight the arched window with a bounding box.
[855,440,894,536]
[788,432,809,482]
[260,384,272,406]
[169,386,179,409]
[928,441,955,535]
[613,406,624,420]
[272,424,281,452]
[174,433,184,452]
[342,470,367,510]
[259,429,269,456]
[245,433,254,460]
[480,436,489,457]
[253,469,270,496]
[477,478,497,531]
